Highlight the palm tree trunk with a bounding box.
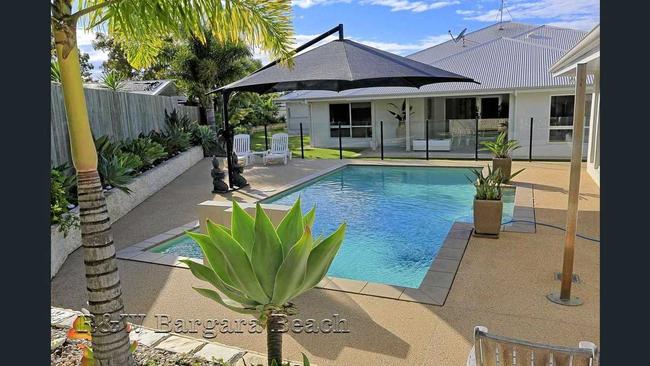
[267,313,284,365]
[205,98,216,126]
[78,171,134,365]
[53,4,133,364]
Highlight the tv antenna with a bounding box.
[448,28,468,47]
[497,0,513,29]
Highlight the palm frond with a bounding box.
[77,0,294,70]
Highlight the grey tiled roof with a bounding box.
[279,22,588,101]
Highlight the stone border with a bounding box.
[502,182,536,233]
[51,146,204,279]
[51,307,309,366]
[116,161,537,306]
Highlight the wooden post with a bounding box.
[547,63,587,306]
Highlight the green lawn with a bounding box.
[250,128,362,159]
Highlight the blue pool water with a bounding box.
[153,165,514,288]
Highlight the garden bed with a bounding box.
[50,146,204,278]
[51,327,228,366]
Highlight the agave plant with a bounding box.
[97,154,135,193]
[480,131,520,158]
[192,125,218,155]
[182,199,346,366]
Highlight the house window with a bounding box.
[549,95,592,142]
[480,97,500,119]
[446,98,477,119]
[330,103,372,138]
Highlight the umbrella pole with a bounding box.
[222,91,235,189]
[547,63,587,306]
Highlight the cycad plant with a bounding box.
[480,131,520,158]
[182,199,346,366]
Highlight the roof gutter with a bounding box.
[549,25,600,76]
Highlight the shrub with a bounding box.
[117,151,144,172]
[52,163,77,205]
[95,135,121,160]
[192,125,218,155]
[100,70,126,91]
[51,167,79,236]
[164,109,196,131]
[97,154,135,194]
[158,109,195,156]
[233,125,250,135]
[122,137,167,167]
[162,127,191,155]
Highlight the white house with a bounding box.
[550,25,600,185]
[279,22,594,160]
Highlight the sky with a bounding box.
[77,0,600,79]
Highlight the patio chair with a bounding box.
[467,326,598,366]
[263,133,291,165]
[233,134,252,166]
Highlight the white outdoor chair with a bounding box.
[263,133,291,165]
[233,134,252,166]
[467,326,598,366]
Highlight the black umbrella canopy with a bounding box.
[210,25,478,191]
[212,38,477,95]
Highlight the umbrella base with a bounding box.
[546,292,583,306]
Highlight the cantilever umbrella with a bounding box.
[208,24,478,189]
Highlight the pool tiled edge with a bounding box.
[116,220,201,268]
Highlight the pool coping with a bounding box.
[117,161,536,306]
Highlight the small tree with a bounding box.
[182,199,346,365]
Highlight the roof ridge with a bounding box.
[427,36,566,67]
[407,21,536,58]
[537,24,590,33]
[500,36,568,52]
[427,36,507,65]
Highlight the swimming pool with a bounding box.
[152,165,515,288]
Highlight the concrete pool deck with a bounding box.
[51,158,600,365]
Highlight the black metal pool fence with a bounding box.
[213,117,555,162]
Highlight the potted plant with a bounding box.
[387,100,413,138]
[480,131,521,183]
[469,166,522,237]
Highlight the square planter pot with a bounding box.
[473,199,503,237]
[492,157,512,182]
